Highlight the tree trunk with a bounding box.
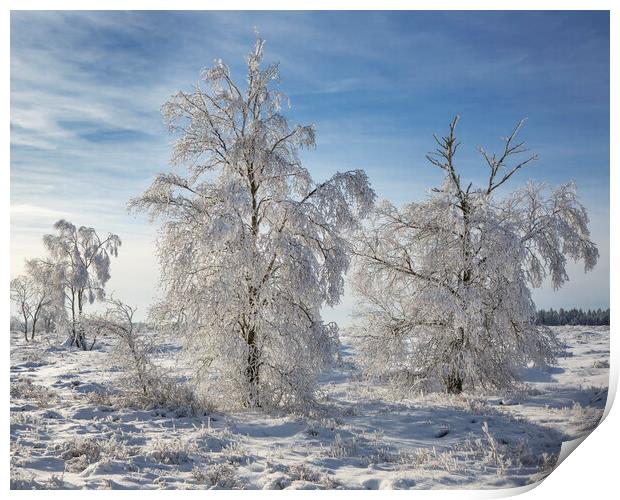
[442,197,471,395]
[70,290,77,346]
[245,327,260,407]
[445,372,463,394]
[30,303,42,341]
[444,327,465,394]
[76,317,86,350]
[75,291,86,349]
[245,170,262,407]
[22,307,29,342]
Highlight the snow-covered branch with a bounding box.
[352,117,595,394]
[131,37,375,410]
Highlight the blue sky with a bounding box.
[10,11,610,322]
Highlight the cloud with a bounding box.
[10,11,610,320]
[10,203,70,219]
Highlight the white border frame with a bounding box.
[3,2,616,498]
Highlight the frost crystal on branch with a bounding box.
[352,116,598,394]
[130,38,375,409]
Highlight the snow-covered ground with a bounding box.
[10,326,609,490]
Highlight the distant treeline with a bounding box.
[536,308,610,326]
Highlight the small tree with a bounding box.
[34,220,121,349]
[131,38,375,409]
[352,117,598,394]
[10,276,32,341]
[24,258,62,341]
[10,271,54,342]
[93,299,199,412]
[10,315,23,333]
[92,299,152,393]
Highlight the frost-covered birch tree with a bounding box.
[130,38,375,409]
[353,117,598,394]
[33,220,121,349]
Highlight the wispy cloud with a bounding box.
[11,203,70,219]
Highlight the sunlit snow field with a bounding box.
[10,326,608,490]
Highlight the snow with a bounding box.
[10,325,608,490]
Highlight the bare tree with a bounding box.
[93,299,151,394]
[353,117,598,394]
[92,299,199,413]
[11,262,65,342]
[10,276,32,341]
